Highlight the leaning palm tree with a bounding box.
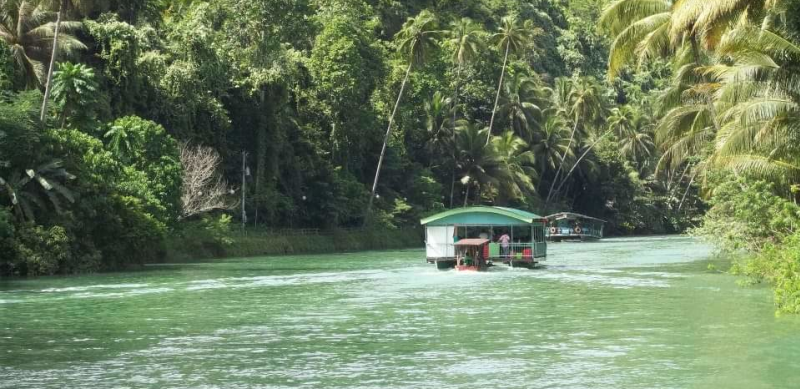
[0,0,85,90]
[553,105,655,198]
[446,17,483,207]
[545,77,606,204]
[498,73,543,142]
[366,10,440,221]
[454,119,507,206]
[423,91,453,163]
[531,115,572,192]
[447,17,483,123]
[616,108,655,169]
[486,15,534,144]
[492,131,538,202]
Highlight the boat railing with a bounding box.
[426,242,544,260]
[496,243,539,260]
[549,227,601,237]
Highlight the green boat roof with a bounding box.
[420,206,546,226]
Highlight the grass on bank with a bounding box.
[165,216,424,262]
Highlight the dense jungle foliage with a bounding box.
[2,0,799,306]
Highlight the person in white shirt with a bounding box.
[498,232,511,257]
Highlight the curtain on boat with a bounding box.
[425,226,455,258]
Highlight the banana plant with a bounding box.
[3,159,76,222]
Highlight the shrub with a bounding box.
[693,177,800,252]
[165,214,232,260]
[12,224,72,276]
[736,233,800,315]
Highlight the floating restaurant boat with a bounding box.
[420,207,548,271]
[545,212,606,242]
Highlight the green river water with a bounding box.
[2,236,800,388]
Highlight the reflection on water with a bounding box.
[1,236,800,388]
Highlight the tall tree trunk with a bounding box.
[365,62,413,224]
[450,170,456,208]
[59,102,70,129]
[669,161,693,196]
[40,0,65,123]
[449,62,462,208]
[536,164,548,194]
[552,130,612,198]
[486,41,510,145]
[463,182,470,207]
[545,114,580,205]
[678,169,699,212]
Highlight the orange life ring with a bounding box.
[574,226,582,234]
[549,227,557,234]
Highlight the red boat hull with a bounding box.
[456,265,482,272]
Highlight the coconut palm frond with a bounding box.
[713,153,800,183]
[598,0,672,37]
[608,11,672,78]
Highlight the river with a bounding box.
[1,236,800,388]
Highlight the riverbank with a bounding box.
[164,227,424,262]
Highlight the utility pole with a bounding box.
[241,151,248,232]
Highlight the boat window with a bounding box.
[533,226,545,243]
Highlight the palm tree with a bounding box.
[548,77,573,117]
[447,17,483,123]
[670,0,781,50]
[599,0,799,195]
[553,105,655,198]
[492,131,538,201]
[36,0,98,121]
[598,0,779,79]
[51,61,97,128]
[552,128,615,200]
[531,115,572,192]
[487,15,534,144]
[366,10,440,221]
[446,17,483,207]
[423,91,453,162]
[454,119,507,206]
[0,0,85,89]
[498,73,543,142]
[546,77,606,204]
[704,23,800,183]
[611,106,655,169]
[598,0,674,79]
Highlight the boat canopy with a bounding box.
[453,238,490,247]
[545,212,606,223]
[420,206,546,226]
